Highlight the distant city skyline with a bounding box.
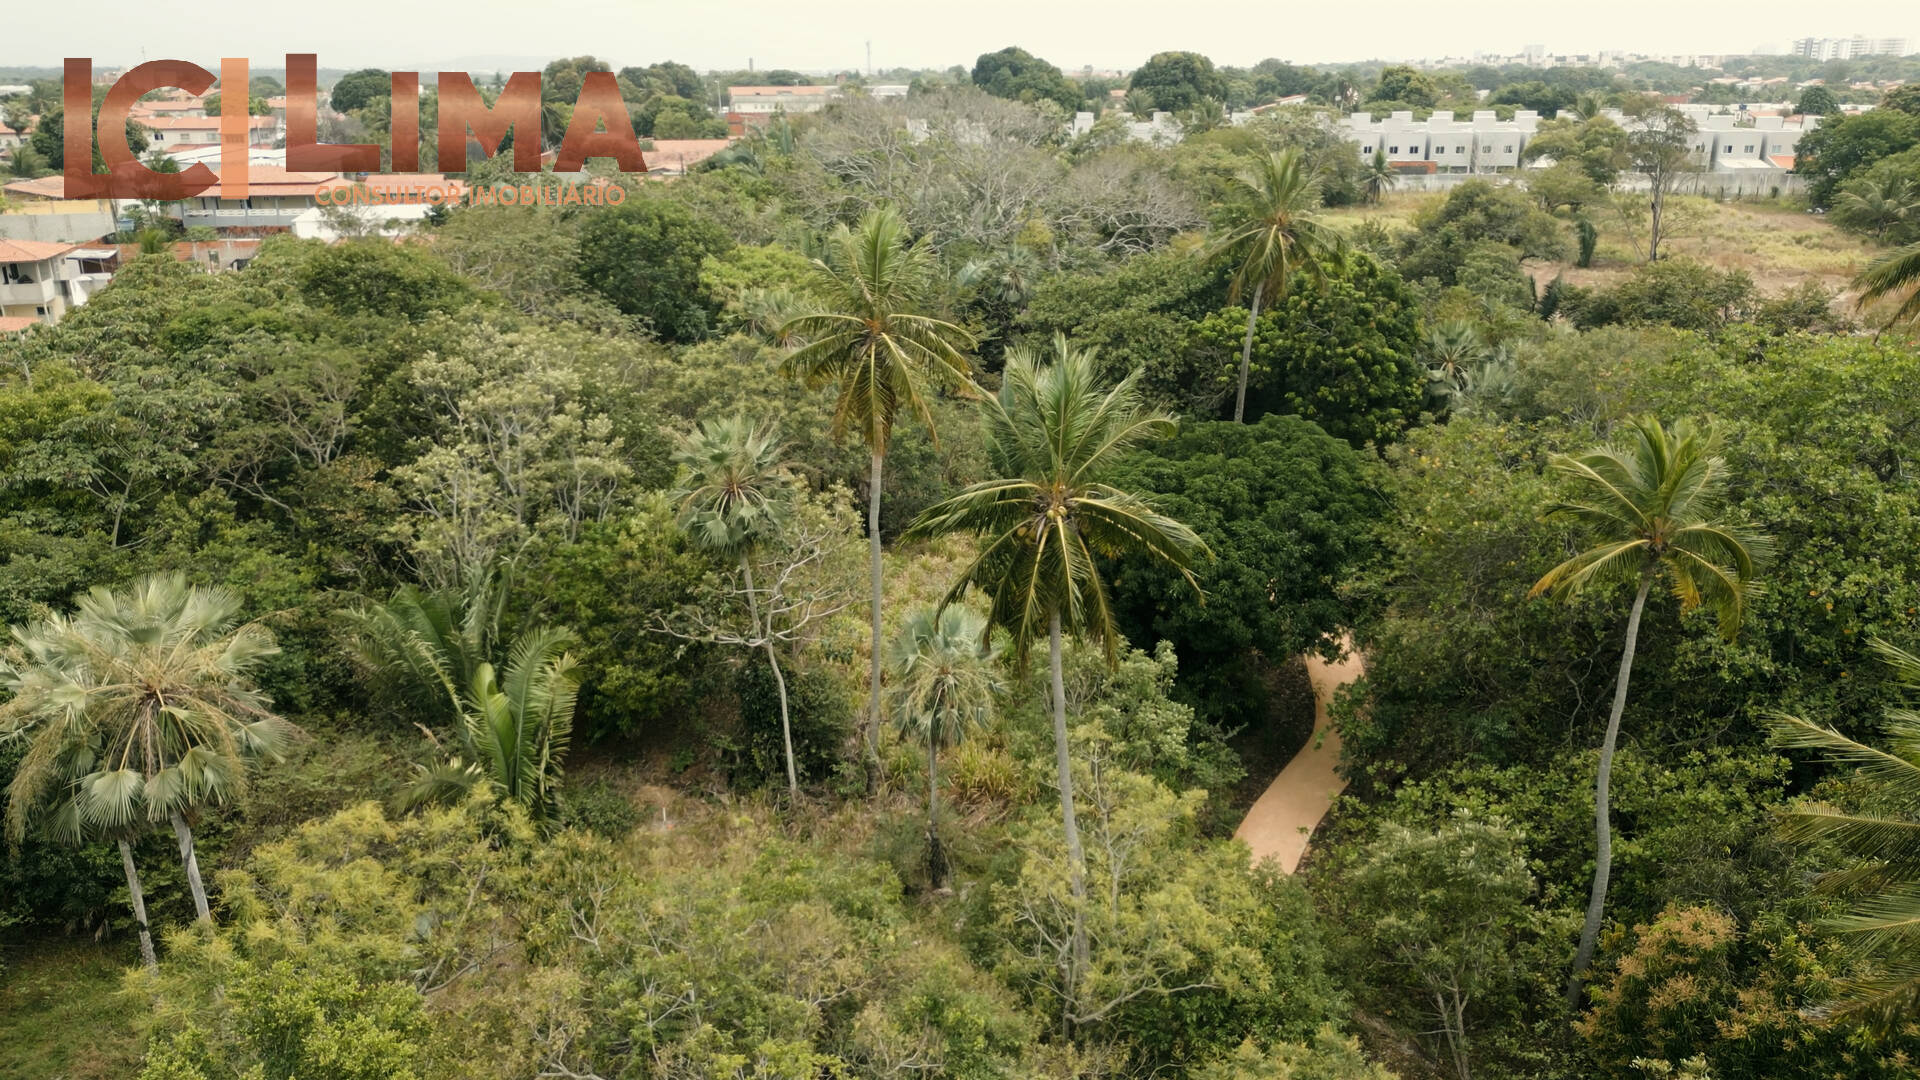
[4,2,1918,73]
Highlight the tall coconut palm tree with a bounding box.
[1768,638,1920,1030]
[887,605,1003,890]
[1207,149,1347,423]
[1529,416,1769,1006]
[1856,241,1920,328]
[672,415,801,795]
[906,333,1207,969]
[1,574,296,926]
[778,206,978,774]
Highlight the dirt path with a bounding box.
[1233,648,1364,873]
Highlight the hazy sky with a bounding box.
[7,1,1920,73]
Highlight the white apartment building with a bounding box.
[1342,110,1544,173]
[1338,106,1821,176]
[1793,36,1908,60]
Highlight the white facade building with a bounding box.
[1793,36,1909,60]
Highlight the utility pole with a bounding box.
[866,41,872,77]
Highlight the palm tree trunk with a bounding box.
[1567,570,1653,1007]
[1234,288,1263,423]
[743,559,797,796]
[119,838,157,971]
[170,811,211,923]
[928,732,947,890]
[1050,613,1089,995]
[866,449,886,783]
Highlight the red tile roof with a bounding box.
[197,167,341,198]
[4,176,71,200]
[0,316,43,335]
[0,239,77,262]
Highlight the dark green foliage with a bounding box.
[1106,416,1382,717]
[291,240,478,321]
[28,105,149,172]
[1349,330,1920,786]
[1128,51,1227,113]
[576,197,733,341]
[1797,109,1920,207]
[1796,85,1840,117]
[971,47,1082,111]
[326,69,391,115]
[1565,258,1757,334]
[1398,180,1570,285]
[1188,255,1426,443]
[731,662,852,787]
[537,509,715,739]
[1369,65,1440,108]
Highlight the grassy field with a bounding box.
[0,939,144,1079]
[1328,189,1879,299]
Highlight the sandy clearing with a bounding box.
[1232,647,1365,873]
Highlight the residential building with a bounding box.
[0,239,83,325]
[1,178,120,245]
[1342,110,1543,174]
[141,115,283,149]
[1793,36,1909,60]
[727,85,840,114]
[174,168,341,233]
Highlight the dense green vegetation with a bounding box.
[7,45,1920,1080]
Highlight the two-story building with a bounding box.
[174,167,342,233]
[1343,110,1544,173]
[0,239,84,325]
[140,114,283,150]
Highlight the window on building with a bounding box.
[1362,145,1372,154]
[1456,145,1465,154]
[1389,145,1398,154]
[1744,144,1754,153]
[1725,144,1734,153]
[1504,145,1513,153]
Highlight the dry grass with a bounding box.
[1327,190,1881,299]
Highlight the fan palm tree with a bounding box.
[778,206,978,773]
[906,333,1207,966]
[1769,638,1920,1030]
[672,415,801,794]
[1207,149,1347,423]
[1,728,161,968]
[1855,241,1920,328]
[1529,416,1769,1006]
[403,626,579,822]
[1362,146,1397,205]
[1422,319,1491,409]
[887,605,1003,890]
[1,574,297,926]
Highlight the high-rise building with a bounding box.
[1793,36,1908,60]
